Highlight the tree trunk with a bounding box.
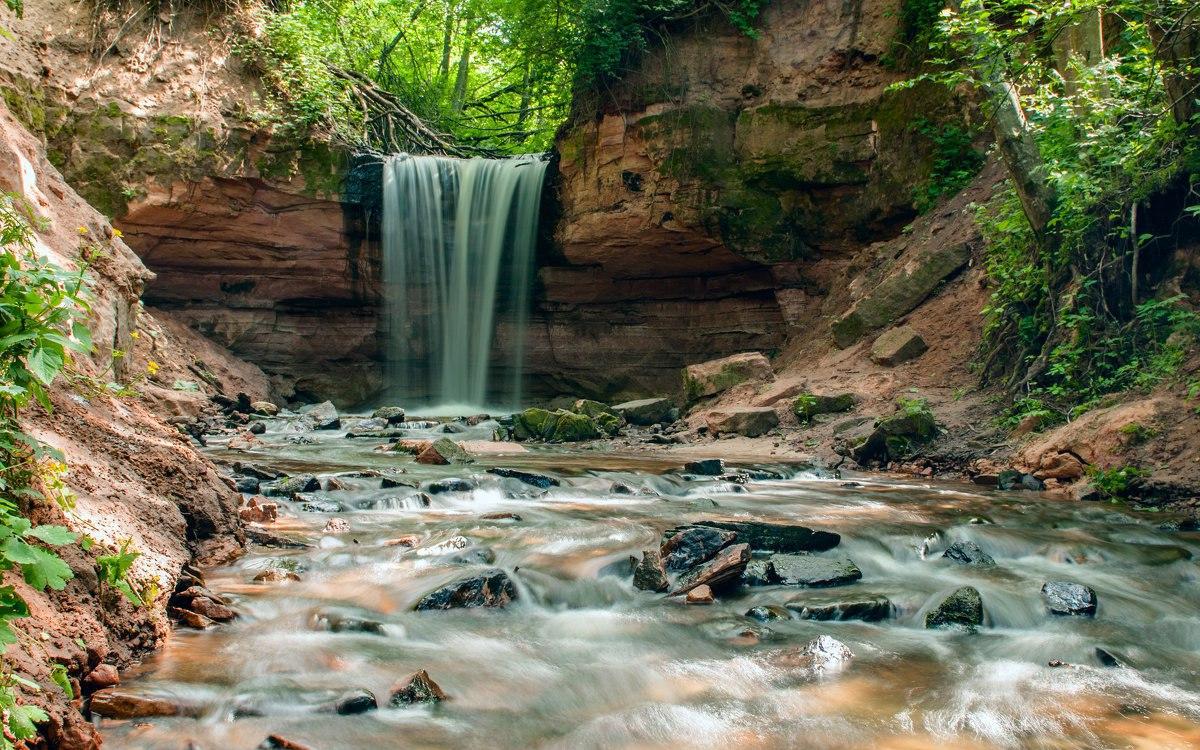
[451,13,477,113]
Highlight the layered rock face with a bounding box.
[540,0,954,397]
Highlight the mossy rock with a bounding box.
[512,408,601,443]
[793,393,857,423]
[925,586,983,629]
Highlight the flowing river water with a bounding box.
[101,415,1200,749]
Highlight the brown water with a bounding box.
[101,416,1200,749]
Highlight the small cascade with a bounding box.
[381,154,547,410]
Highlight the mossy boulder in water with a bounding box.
[572,400,626,436]
[925,586,984,629]
[512,408,602,442]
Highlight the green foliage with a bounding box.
[1117,422,1157,444]
[912,118,983,213]
[97,540,143,606]
[887,0,947,68]
[910,0,1200,422]
[1088,464,1149,500]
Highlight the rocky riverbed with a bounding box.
[97,406,1200,749]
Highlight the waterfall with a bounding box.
[381,154,547,410]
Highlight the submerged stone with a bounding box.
[925,586,984,629]
[769,554,862,587]
[942,540,996,567]
[1041,581,1097,616]
[633,548,669,592]
[786,593,894,622]
[683,458,726,476]
[424,478,475,494]
[414,570,517,610]
[310,611,387,635]
[331,689,378,715]
[89,689,183,719]
[487,467,560,488]
[390,670,449,705]
[746,604,791,621]
[777,635,854,674]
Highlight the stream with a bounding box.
[100,414,1200,749]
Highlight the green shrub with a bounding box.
[1088,465,1150,501]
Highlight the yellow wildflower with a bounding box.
[146,360,159,375]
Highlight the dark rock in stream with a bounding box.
[695,521,840,554]
[925,586,984,629]
[248,421,266,435]
[1041,581,1098,616]
[487,468,560,488]
[786,594,894,622]
[770,554,862,587]
[633,549,670,592]
[415,570,517,610]
[329,689,378,715]
[373,406,407,424]
[998,470,1044,491]
[741,559,774,586]
[390,670,449,705]
[310,611,388,635]
[425,478,476,495]
[598,556,637,579]
[234,462,283,481]
[302,400,341,430]
[298,498,344,514]
[746,605,791,621]
[381,476,417,489]
[262,475,321,497]
[942,540,996,567]
[1094,647,1127,668]
[661,526,737,571]
[669,543,751,596]
[235,476,260,494]
[258,735,315,750]
[683,459,725,476]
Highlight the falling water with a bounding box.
[381,154,547,410]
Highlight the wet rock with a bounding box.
[481,511,523,522]
[925,586,984,629]
[302,400,341,430]
[89,689,181,719]
[705,407,779,437]
[381,476,416,489]
[843,404,938,466]
[245,528,310,548]
[390,670,449,705]
[227,432,263,450]
[1041,581,1098,616]
[769,554,862,587]
[1094,647,1126,668]
[612,397,674,426]
[685,584,715,604]
[682,352,772,402]
[416,438,475,465]
[332,689,377,715]
[310,611,387,635]
[234,462,283,481]
[669,543,751,596]
[235,476,260,494]
[870,326,928,366]
[258,735,314,750]
[942,540,996,567]
[253,568,301,583]
[187,596,236,622]
[170,606,214,629]
[661,526,737,571]
[323,518,351,534]
[239,497,278,524]
[998,469,1044,491]
[786,594,894,622]
[425,478,475,494]
[298,499,343,513]
[792,393,857,422]
[384,534,423,547]
[572,399,626,435]
[777,635,854,674]
[741,559,774,586]
[373,406,407,424]
[697,521,840,554]
[598,556,637,579]
[262,474,321,497]
[83,664,120,690]
[487,467,560,488]
[633,549,670,592]
[322,477,350,491]
[441,422,469,434]
[1071,482,1103,502]
[248,421,267,435]
[251,401,279,416]
[414,570,517,610]
[746,605,791,621]
[610,481,636,495]
[683,459,725,476]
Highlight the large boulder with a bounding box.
[571,399,625,435]
[696,520,839,554]
[415,438,475,465]
[925,586,984,629]
[792,393,857,423]
[705,407,779,437]
[301,400,341,430]
[786,593,894,622]
[1041,581,1097,616]
[669,543,751,596]
[770,554,862,587]
[831,242,971,347]
[512,408,602,442]
[661,526,737,571]
[842,400,938,466]
[612,397,675,426]
[683,352,772,402]
[372,406,407,424]
[870,326,928,366]
[414,570,517,610]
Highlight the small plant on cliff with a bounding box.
[911,118,983,213]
